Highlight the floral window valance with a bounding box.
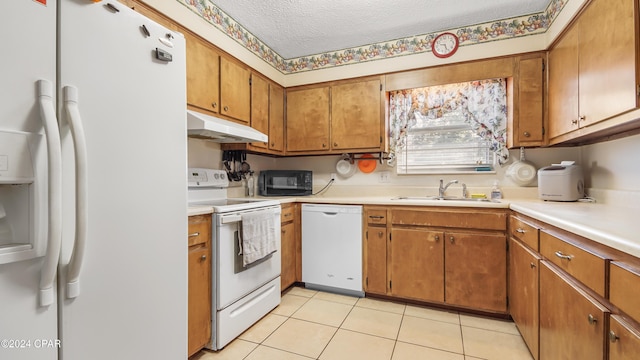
[388,78,509,167]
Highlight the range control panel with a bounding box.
[188,168,229,188]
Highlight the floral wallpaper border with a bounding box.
[177,0,568,74]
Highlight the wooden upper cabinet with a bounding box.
[220,57,251,123]
[548,0,638,142]
[268,84,285,152]
[185,31,220,114]
[548,23,579,139]
[578,0,637,128]
[286,86,330,152]
[250,74,269,148]
[331,79,383,151]
[512,55,544,147]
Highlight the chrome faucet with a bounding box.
[439,179,459,198]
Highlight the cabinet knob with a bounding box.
[322,143,327,148]
[378,231,383,237]
[571,119,579,125]
[609,330,619,343]
[449,236,455,244]
[188,232,200,238]
[281,229,286,234]
[200,255,207,261]
[271,142,275,146]
[530,262,536,269]
[587,314,597,325]
[523,131,531,138]
[334,142,338,147]
[224,106,229,112]
[516,228,526,234]
[211,102,217,109]
[579,115,586,121]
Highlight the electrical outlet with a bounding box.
[330,173,337,181]
[379,171,390,183]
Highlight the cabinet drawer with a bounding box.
[540,231,607,297]
[281,204,295,223]
[366,209,387,225]
[392,208,507,231]
[509,215,539,251]
[188,215,211,247]
[610,262,640,321]
[609,315,640,360]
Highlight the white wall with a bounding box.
[581,132,640,192]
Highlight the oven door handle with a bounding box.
[221,215,242,224]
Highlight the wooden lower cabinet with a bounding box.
[364,226,387,295]
[188,215,212,357]
[539,261,609,360]
[280,203,299,290]
[609,315,640,360]
[509,238,540,360]
[445,231,507,312]
[280,221,296,289]
[390,228,444,302]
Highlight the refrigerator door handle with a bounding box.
[37,79,62,307]
[63,86,88,299]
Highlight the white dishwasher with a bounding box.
[301,204,364,297]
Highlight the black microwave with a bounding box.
[258,170,312,196]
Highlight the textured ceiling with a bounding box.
[211,0,550,59]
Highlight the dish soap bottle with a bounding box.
[490,180,502,200]
[247,171,255,197]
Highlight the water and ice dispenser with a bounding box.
[0,130,48,264]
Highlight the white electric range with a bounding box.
[188,168,282,350]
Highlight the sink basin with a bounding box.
[391,196,497,203]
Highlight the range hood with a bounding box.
[186,110,268,143]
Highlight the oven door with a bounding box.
[214,205,281,309]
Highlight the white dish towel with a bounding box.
[241,209,278,266]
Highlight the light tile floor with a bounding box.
[191,286,534,360]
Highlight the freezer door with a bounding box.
[57,2,188,360]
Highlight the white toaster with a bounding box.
[537,162,584,201]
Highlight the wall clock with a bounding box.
[432,32,459,58]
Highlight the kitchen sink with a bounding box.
[391,196,498,203]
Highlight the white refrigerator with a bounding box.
[0,1,188,359]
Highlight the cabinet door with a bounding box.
[539,261,609,360]
[269,84,285,152]
[515,56,544,146]
[609,315,640,360]
[220,57,251,123]
[250,74,269,148]
[548,23,579,140]
[185,31,220,114]
[390,228,444,302]
[578,0,637,127]
[280,221,296,290]
[331,79,382,151]
[445,232,507,312]
[286,87,330,152]
[188,245,211,356]
[509,238,540,360]
[364,226,387,295]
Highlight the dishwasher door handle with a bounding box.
[322,212,338,216]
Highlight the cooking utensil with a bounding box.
[336,157,356,178]
[358,154,377,173]
[506,147,536,186]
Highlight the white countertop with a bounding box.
[189,194,640,259]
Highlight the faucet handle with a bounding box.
[462,183,468,198]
